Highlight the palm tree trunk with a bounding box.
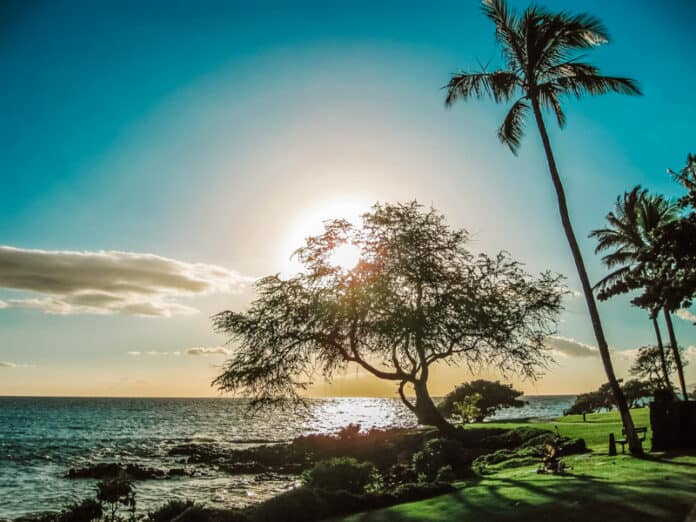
[663,308,688,399]
[651,313,674,395]
[530,98,641,454]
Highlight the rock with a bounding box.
[65,462,190,480]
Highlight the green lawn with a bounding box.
[339,408,696,522]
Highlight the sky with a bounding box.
[1,0,696,397]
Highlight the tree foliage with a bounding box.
[438,380,525,422]
[445,0,640,154]
[590,187,677,305]
[629,345,682,391]
[213,202,563,434]
[567,380,652,415]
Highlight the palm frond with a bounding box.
[556,73,641,98]
[482,0,525,70]
[497,97,530,154]
[537,82,566,128]
[445,70,520,106]
[594,265,632,294]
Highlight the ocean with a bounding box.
[0,395,574,519]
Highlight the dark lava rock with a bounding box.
[65,462,190,480]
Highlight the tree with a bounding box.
[621,379,654,409]
[213,202,563,437]
[438,380,525,422]
[629,345,680,393]
[567,380,649,415]
[566,383,615,415]
[590,187,679,396]
[445,0,642,452]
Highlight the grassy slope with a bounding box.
[340,408,696,522]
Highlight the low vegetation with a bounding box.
[339,408,696,522]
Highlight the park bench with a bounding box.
[617,427,647,453]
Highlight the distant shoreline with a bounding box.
[0,393,578,399]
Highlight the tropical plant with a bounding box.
[590,187,681,397]
[213,202,563,437]
[438,380,525,422]
[444,0,642,452]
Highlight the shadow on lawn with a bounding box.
[638,450,696,468]
[345,468,695,522]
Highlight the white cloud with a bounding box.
[184,346,231,356]
[676,309,696,324]
[127,351,181,356]
[0,361,33,368]
[0,246,252,317]
[544,336,598,358]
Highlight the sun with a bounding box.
[279,195,370,276]
[328,243,362,270]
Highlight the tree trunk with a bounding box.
[412,380,459,438]
[530,98,642,455]
[663,309,688,400]
[651,314,675,396]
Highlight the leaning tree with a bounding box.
[213,202,563,437]
[444,0,643,452]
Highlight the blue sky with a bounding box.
[1,0,695,396]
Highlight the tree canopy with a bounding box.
[438,380,525,423]
[629,345,681,392]
[213,202,564,435]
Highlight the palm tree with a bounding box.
[590,187,680,397]
[445,0,643,452]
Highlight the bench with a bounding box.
[617,427,647,453]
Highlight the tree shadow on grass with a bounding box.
[637,450,696,468]
[342,467,696,522]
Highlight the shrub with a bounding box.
[434,465,456,483]
[251,487,324,522]
[96,479,136,521]
[412,438,464,480]
[452,394,482,425]
[146,500,195,522]
[389,482,456,503]
[302,457,377,494]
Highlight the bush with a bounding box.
[471,436,587,475]
[389,482,456,503]
[302,457,377,494]
[412,438,465,480]
[251,487,324,522]
[434,465,455,483]
[146,500,195,522]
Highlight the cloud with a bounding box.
[127,351,181,356]
[0,246,252,317]
[676,309,696,324]
[544,336,598,358]
[0,361,33,368]
[184,346,231,356]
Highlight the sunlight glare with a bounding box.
[329,243,362,270]
[280,195,370,277]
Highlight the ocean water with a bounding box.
[0,395,574,519]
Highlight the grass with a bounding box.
[338,408,696,522]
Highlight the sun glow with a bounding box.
[280,195,370,277]
[329,243,362,270]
